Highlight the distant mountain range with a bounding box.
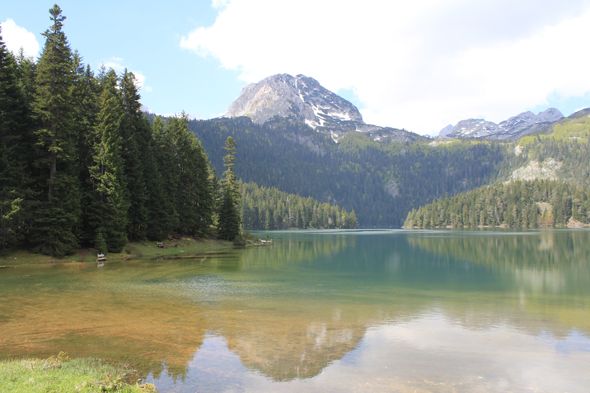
[141,72,590,227]
[439,108,564,140]
[222,73,570,143]
[224,74,424,143]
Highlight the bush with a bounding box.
[232,235,246,247]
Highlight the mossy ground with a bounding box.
[0,237,234,266]
[0,353,156,392]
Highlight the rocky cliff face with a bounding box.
[226,74,363,126]
[225,74,423,143]
[438,124,454,137]
[451,119,505,138]
[443,108,564,140]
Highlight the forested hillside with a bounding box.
[513,110,590,187]
[190,118,504,227]
[400,109,590,230]
[240,182,357,230]
[403,179,590,229]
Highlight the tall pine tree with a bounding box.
[30,5,80,256]
[217,136,241,240]
[72,55,100,245]
[159,114,213,235]
[120,70,150,240]
[0,26,33,251]
[145,116,172,240]
[87,69,129,253]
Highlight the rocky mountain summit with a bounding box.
[441,108,564,140]
[225,74,423,143]
[438,124,454,137]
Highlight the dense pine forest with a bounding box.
[403,179,590,229]
[240,182,357,230]
[0,6,226,256]
[190,117,504,227]
[0,6,355,257]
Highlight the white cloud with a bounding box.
[180,0,590,135]
[103,61,125,73]
[131,71,147,90]
[211,0,230,9]
[102,58,151,92]
[1,19,40,59]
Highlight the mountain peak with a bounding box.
[225,73,364,128]
[447,108,564,140]
[537,108,563,123]
[225,73,424,143]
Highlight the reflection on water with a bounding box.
[1,229,590,392]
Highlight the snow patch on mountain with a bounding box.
[446,109,564,140]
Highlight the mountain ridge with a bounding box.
[440,108,564,140]
[225,73,425,143]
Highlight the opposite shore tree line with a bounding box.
[0,5,356,256]
[240,182,357,230]
[403,179,590,229]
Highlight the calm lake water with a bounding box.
[1,229,590,392]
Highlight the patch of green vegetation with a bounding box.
[520,116,590,146]
[552,116,590,141]
[0,237,233,266]
[337,132,379,153]
[0,352,157,392]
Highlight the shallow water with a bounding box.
[1,229,589,392]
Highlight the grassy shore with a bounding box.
[0,236,234,266]
[0,353,157,392]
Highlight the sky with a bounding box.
[2,0,590,136]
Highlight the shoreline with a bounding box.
[0,237,235,266]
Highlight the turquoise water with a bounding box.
[1,229,589,392]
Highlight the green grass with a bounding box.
[0,237,233,266]
[0,353,157,392]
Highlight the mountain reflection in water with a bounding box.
[1,229,589,392]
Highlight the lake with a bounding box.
[1,229,589,392]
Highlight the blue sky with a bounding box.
[3,0,590,135]
[1,1,246,120]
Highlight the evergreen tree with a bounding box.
[120,70,150,240]
[72,55,100,244]
[168,114,213,235]
[156,116,181,231]
[14,48,37,108]
[217,136,241,240]
[87,69,129,253]
[30,5,81,256]
[145,116,172,240]
[0,26,33,250]
[346,210,358,228]
[210,167,221,227]
[218,184,241,240]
